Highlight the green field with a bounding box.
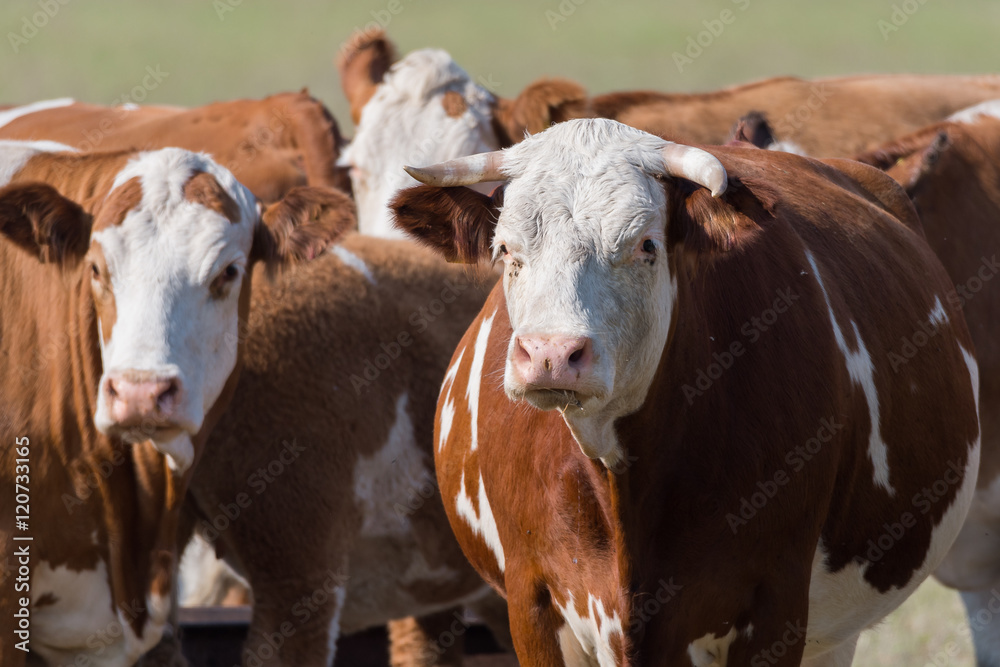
[2,0,998,133]
[3,1,996,664]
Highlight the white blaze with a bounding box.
[91,149,258,448]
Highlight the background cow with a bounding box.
[0,92,349,203]
[0,142,351,666]
[179,233,511,666]
[338,30,1000,242]
[391,118,981,665]
[850,105,1000,667]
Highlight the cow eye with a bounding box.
[90,263,101,280]
[210,264,241,298]
[499,244,508,255]
[642,239,657,254]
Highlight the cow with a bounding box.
[389,118,982,666]
[337,29,1000,239]
[0,91,349,203]
[337,31,504,239]
[849,104,1000,667]
[177,233,512,666]
[0,141,352,666]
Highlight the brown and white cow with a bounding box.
[0,142,351,666]
[390,118,981,666]
[0,91,349,203]
[337,29,1000,240]
[849,103,1000,666]
[179,233,511,666]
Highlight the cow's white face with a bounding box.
[494,120,678,464]
[341,48,501,239]
[90,149,258,471]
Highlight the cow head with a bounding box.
[393,119,727,465]
[337,30,587,239]
[338,32,501,238]
[0,149,353,472]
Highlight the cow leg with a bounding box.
[388,610,464,667]
[242,570,348,667]
[961,589,1000,666]
[507,585,573,667]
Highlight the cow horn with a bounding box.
[661,143,728,197]
[404,152,506,187]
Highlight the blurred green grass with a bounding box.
[2,0,997,133]
[1,2,994,664]
[857,578,974,666]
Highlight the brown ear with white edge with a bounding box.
[254,186,357,266]
[390,185,500,264]
[0,181,91,266]
[337,28,399,125]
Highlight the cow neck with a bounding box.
[601,295,683,602]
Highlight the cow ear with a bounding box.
[337,28,398,125]
[0,182,91,265]
[391,185,499,263]
[493,78,589,144]
[667,174,775,255]
[728,110,775,148]
[253,187,356,266]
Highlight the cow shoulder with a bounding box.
[390,184,501,263]
[819,157,924,235]
[0,181,90,264]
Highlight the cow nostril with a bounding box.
[157,380,180,410]
[515,338,532,364]
[569,349,584,364]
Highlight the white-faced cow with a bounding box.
[390,118,981,666]
[337,31,503,239]
[0,142,351,666]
